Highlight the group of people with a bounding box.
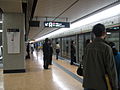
[42,23,120,89]
[43,38,60,69]
[27,23,120,89]
[43,37,77,68]
[82,23,120,90]
[43,38,53,69]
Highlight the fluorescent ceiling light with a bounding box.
[0,21,3,23]
[107,32,111,34]
[29,41,35,43]
[35,3,120,41]
[71,3,120,29]
[0,30,3,32]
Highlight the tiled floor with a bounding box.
[0,69,3,90]
[3,50,83,90]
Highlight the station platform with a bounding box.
[1,50,83,90]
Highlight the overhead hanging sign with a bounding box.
[29,21,40,27]
[44,21,70,28]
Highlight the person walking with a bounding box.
[109,42,120,89]
[83,23,118,90]
[26,43,30,59]
[43,38,50,69]
[30,43,34,54]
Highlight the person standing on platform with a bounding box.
[85,39,92,47]
[43,38,50,69]
[26,43,30,59]
[66,41,69,56]
[109,42,120,89]
[82,39,92,60]
[35,43,38,51]
[83,23,118,90]
[70,40,76,65]
[56,42,60,60]
[30,43,34,54]
[49,41,53,65]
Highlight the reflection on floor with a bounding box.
[0,69,3,90]
[4,50,83,90]
[0,63,3,69]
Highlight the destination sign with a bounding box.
[44,21,70,28]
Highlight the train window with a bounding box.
[106,31,119,51]
[61,37,70,59]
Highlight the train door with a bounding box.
[61,37,71,59]
[65,37,70,59]
[61,37,66,58]
[70,35,76,62]
[79,34,84,62]
[106,26,120,51]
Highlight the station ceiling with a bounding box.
[29,0,118,40]
[0,0,118,41]
[0,0,23,13]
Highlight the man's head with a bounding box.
[45,38,49,43]
[85,39,92,46]
[109,42,118,55]
[92,23,106,38]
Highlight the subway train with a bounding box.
[35,24,120,64]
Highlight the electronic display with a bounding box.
[106,26,120,31]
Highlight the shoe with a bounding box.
[43,65,48,69]
[44,67,48,69]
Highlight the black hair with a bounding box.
[71,40,74,44]
[45,38,49,42]
[108,42,118,55]
[85,39,91,46]
[109,42,115,48]
[92,23,106,37]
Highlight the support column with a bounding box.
[3,13,26,73]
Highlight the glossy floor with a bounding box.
[0,69,3,90]
[3,50,83,90]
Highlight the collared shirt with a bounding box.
[83,38,118,90]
